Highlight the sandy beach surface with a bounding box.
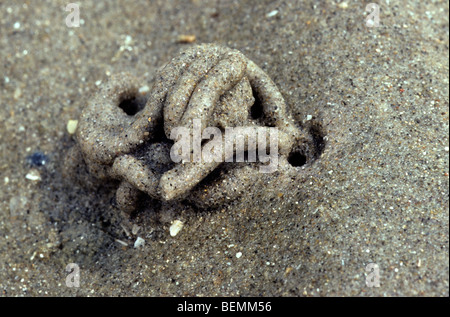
[0,0,448,296]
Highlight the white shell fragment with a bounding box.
[25,169,41,181]
[169,220,184,237]
[134,236,145,248]
[66,119,78,135]
[266,10,279,18]
[138,85,150,94]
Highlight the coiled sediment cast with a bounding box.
[74,44,316,213]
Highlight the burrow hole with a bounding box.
[287,123,327,167]
[288,151,308,167]
[119,96,145,116]
[250,96,264,120]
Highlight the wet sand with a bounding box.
[0,0,448,296]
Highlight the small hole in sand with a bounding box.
[288,151,307,167]
[119,97,143,116]
[250,96,264,119]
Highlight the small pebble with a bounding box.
[13,22,21,29]
[170,220,184,237]
[66,119,78,135]
[134,237,145,248]
[236,252,242,258]
[131,224,140,235]
[116,239,128,247]
[266,10,279,18]
[124,35,133,46]
[25,170,41,181]
[13,87,22,100]
[177,34,196,43]
[139,85,150,94]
